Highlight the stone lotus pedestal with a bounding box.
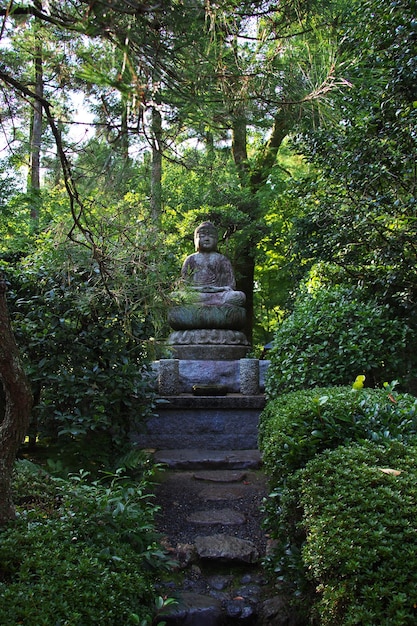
[167,329,250,360]
[168,304,250,360]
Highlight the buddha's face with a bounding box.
[195,228,217,252]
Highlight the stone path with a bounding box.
[152,449,296,626]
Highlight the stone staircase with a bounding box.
[151,450,298,626]
[137,359,300,624]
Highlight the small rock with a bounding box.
[258,595,304,626]
[234,583,262,599]
[207,574,233,590]
[195,534,259,563]
[240,573,253,584]
[174,542,196,567]
[155,591,223,626]
[225,599,256,623]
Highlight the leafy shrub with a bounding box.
[297,443,417,625]
[265,286,411,399]
[259,383,417,488]
[5,238,162,472]
[259,384,417,622]
[0,460,171,626]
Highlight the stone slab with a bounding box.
[152,449,262,470]
[157,592,223,626]
[134,406,261,450]
[170,344,250,360]
[198,484,247,501]
[157,394,266,409]
[193,470,247,482]
[195,534,259,563]
[187,508,245,525]
[151,359,270,394]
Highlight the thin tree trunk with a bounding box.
[120,95,130,162]
[28,27,43,230]
[232,114,249,184]
[0,278,33,526]
[230,107,294,344]
[150,105,162,222]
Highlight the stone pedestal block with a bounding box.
[239,359,260,395]
[133,395,265,450]
[158,359,180,395]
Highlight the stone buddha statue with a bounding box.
[167,222,249,359]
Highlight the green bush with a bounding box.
[298,443,417,625]
[259,384,417,622]
[265,286,411,399]
[0,460,171,626]
[259,384,417,488]
[5,239,160,472]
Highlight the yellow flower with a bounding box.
[352,375,366,390]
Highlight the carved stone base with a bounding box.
[168,304,246,331]
[168,329,250,360]
[169,344,250,360]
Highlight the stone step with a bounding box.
[187,508,246,526]
[198,483,248,500]
[153,459,298,625]
[193,470,247,482]
[153,448,262,470]
[195,534,260,564]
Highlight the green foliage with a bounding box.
[265,285,411,398]
[300,443,417,625]
[259,384,417,486]
[259,383,417,622]
[260,384,417,624]
[0,460,171,626]
[287,0,417,320]
[4,229,171,472]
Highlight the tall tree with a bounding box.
[0,277,33,526]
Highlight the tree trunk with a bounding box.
[232,114,249,184]
[28,23,43,230]
[230,107,294,344]
[0,278,33,526]
[150,105,162,222]
[250,107,293,191]
[235,251,255,344]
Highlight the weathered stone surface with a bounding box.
[158,358,180,396]
[168,305,247,331]
[187,508,245,525]
[155,592,223,626]
[170,343,250,361]
[258,596,305,626]
[225,599,256,622]
[207,574,234,591]
[158,394,266,409]
[134,407,262,450]
[193,470,247,482]
[195,534,259,563]
[153,449,262,470]
[151,359,270,392]
[198,483,247,501]
[240,358,260,396]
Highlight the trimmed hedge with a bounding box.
[265,286,410,399]
[259,385,417,624]
[299,443,417,625]
[259,385,417,488]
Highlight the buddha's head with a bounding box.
[194,222,218,252]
